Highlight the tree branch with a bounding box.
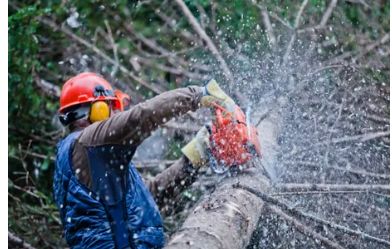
[8,232,37,249]
[276,183,390,192]
[252,3,276,48]
[287,160,390,180]
[104,20,120,77]
[268,205,346,249]
[32,72,60,98]
[174,0,234,84]
[317,130,389,145]
[271,190,368,196]
[319,0,337,27]
[236,184,390,246]
[282,0,308,65]
[325,33,390,66]
[39,17,163,94]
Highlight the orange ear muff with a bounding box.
[90,101,110,123]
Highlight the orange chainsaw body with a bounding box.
[210,104,262,167]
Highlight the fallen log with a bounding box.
[165,169,271,249]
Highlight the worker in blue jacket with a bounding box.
[53,72,235,248]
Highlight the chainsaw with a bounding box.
[207,102,262,174]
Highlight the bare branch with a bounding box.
[284,129,391,160]
[276,183,390,192]
[316,130,389,145]
[39,17,163,94]
[268,205,346,249]
[135,56,208,80]
[271,190,368,196]
[236,184,390,246]
[174,0,234,84]
[353,33,390,62]
[34,78,61,98]
[154,8,201,45]
[10,180,41,200]
[345,0,371,9]
[282,0,308,65]
[325,33,390,65]
[252,3,276,48]
[124,22,210,75]
[328,165,389,180]
[287,160,390,180]
[291,204,390,246]
[8,232,37,249]
[269,11,293,30]
[104,20,120,77]
[319,0,337,27]
[21,150,55,161]
[260,9,276,47]
[294,0,309,28]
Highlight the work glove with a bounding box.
[200,79,236,113]
[181,126,211,167]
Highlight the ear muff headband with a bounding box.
[90,101,110,123]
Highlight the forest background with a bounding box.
[8,0,389,248]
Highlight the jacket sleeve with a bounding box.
[78,86,203,147]
[145,156,199,208]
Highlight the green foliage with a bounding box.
[8,3,65,247]
[344,4,361,26]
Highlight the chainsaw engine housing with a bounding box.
[209,104,262,168]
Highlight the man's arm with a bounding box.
[71,86,202,188]
[78,86,202,146]
[146,156,200,209]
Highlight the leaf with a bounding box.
[40,158,50,171]
[8,178,14,189]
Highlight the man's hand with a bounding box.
[181,126,211,167]
[200,79,236,113]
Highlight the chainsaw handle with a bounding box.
[211,102,232,128]
[210,101,227,112]
[215,108,223,128]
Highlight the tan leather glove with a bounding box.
[181,126,210,167]
[200,79,236,113]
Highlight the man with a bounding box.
[53,72,235,249]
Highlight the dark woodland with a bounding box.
[8,0,389,248]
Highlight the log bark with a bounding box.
[164,111,281,249]
[165,170,270,249]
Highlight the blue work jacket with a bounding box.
[53,131,165,249]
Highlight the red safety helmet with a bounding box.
[58,72,120,126]
[59,72,119,113]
